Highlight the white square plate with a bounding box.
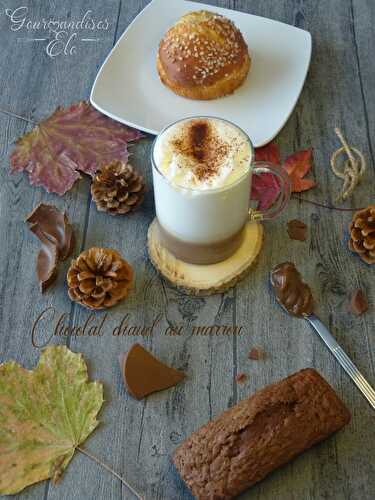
[91,0,311,147]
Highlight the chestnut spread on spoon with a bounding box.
[271,262,314,317]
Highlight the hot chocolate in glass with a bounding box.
[152,117,290,264]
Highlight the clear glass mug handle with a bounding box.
[249,161,291,221]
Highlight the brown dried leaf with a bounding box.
[349,289,368,316]
[0,346,103,495]
[287,219,308,241]
[235,373,247,383]
[248,347,266,360]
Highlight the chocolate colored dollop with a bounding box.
[26,203,75,292]
[271,262,314,317]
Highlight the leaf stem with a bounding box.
[292,195,364,211]
[0,107,36,124]
[76,446,144,500]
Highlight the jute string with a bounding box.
[330,127,366,201]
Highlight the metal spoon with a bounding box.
[270,262,375,409]
[303,313,375,410]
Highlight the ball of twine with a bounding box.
[330,127,366,201]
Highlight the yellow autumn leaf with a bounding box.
[0,345,103,495]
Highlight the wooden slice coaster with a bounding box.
[147,219,264,296]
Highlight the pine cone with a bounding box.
[91,161,145,215]
[348,204,375,264]
[67,247,133,309]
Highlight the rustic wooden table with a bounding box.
[0,1,374,499]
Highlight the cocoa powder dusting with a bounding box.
[189,121,209,162]
[172,119,230,181]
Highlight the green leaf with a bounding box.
[0,345,104,495]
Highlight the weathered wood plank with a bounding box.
[55,1,236,498]
[352,0,375,177]
[0,1,121,499]
[234,1,374,500]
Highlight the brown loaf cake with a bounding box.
[173,369,350,499]
[157,10,251,100]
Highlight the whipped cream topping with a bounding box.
[153,118,251,190]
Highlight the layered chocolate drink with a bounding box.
[152,117,253,264]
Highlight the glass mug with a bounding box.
[152,117,290,265]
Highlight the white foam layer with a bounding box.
[152,117,252,245]
[153,118,251,191]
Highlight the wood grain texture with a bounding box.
[0,1,373,499]
[147,219,263,294]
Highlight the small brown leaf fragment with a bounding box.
[287,219,307,241]
[349,289,368,316]
[235,373,247,383]
[248,347,266,360]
